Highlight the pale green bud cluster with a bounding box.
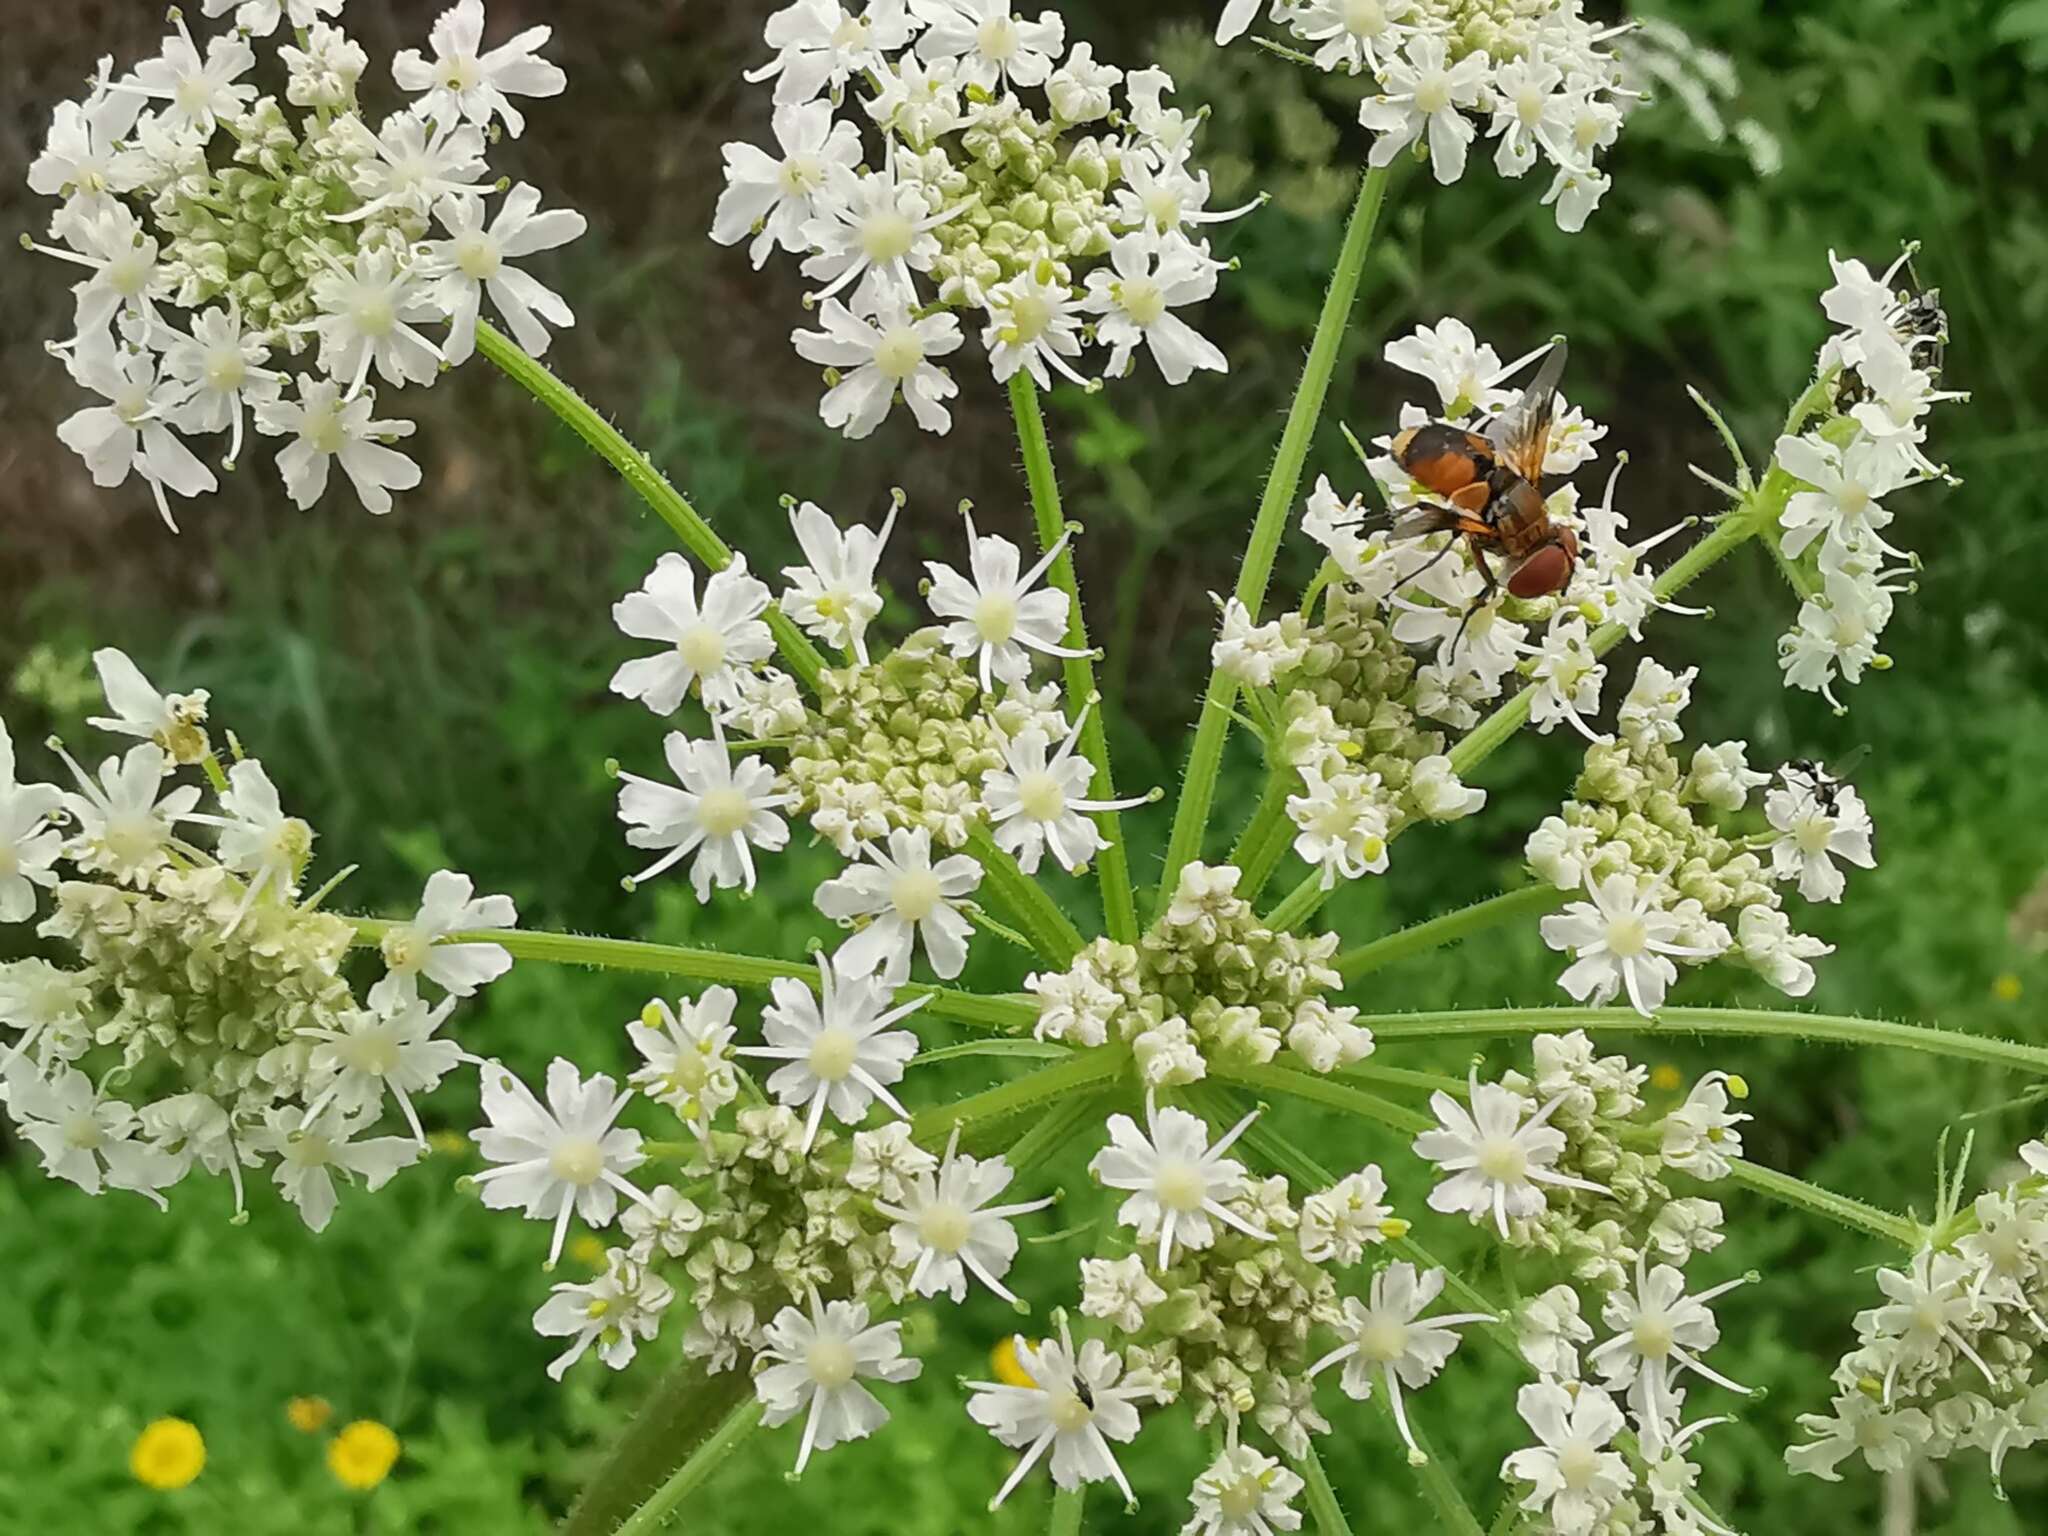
[40,868,358,1112]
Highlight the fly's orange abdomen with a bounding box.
[1392,424,1494,499]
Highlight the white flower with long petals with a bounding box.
[1186,1427,1305,1536]
[534,1249,675,1380]
[84,649,208,763]
[1359,35,1491,184]
[1501,1381,1635,1536]
[1766,772,1875,903]
[58,742,201,886]
[966,1317,1148,1507]
[27,69,142,213]
[1383,319,1547,418]
[300,248,444,397]
[627,989,741,1131]
[56,332,214,531]
[302,996,466,1146]
[755,1293,922,1472]
[1288,0,1422,77]
[912,0,1066,90]
[746,0,922,108]
[33,204,174,341]
[1774,431,1921,561]
[255,376,422,516]
[616,728,792,900]
[1298,1164,1397,1266]
[0,724,65,924]
[1112,153,1263,241]
[1540,874,1728,1017]
[470,1057,648,1267]
[117,18,255,135]
[3,1061,179,1206]
[1525,616,1608,741]
[1414,1071,1609,1239]
[427,185,586,364]
[714,102,864,268]
[781,500,894,660]
[1735,905,1832,999]
[189,758,312,928]
[737,961,928,1151]
[333,112,489,224]
[392,0,568,137]
[1589,1257,1755,1428]
[793,278,965,439]
[247,1105,421,1234]
[1288,765,1389,888]
[873,1130,1053,1302]
[1089,1092,1270,1269]
[609,553,774,717]
[817,828,983,982]
[1308,1261,1496,1459]
[925,515,1085,690]
[801,162,960,303]
[982,267,1092,389]
[983,706,1148,875]
[369,868,518,1010]
[159,305,283,470]
[1081,234,1225,385]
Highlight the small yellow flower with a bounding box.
[328,1420,401,1492]
[428,1129,471,1157]
[1649,1064,1684,1093]
[131,1417,206,1491]
[1993,973,2023,1003]
[990,1335,1039,1389]
[287,1396,333,1434]
[569,1233,610,1270]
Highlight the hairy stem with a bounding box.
[473,320,825,691]
[1155,164,1393,916]
[966,826,1085,966]
[909,1045,1128,1145]
[1229,766,1298,905]
[1265,870,1331,933]
[1296,1440,1356,1536]
[562,1365,754,1536]
[609,1396,766,1536]
[1209,1060,1432,1135]
[1377,1399,1486,1536]
[1010,373,1137,945]
[1336,886,1568,982]
[1721,1158,1921,1248]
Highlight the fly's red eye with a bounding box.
[1508,542,1574,599]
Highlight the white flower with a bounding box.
[470,1057,648,1268]
[1410,754,1486,820]
[620,1183,707,1261]
[616,727,792,900]
[1615,659,1695,752]
[1766,773,1875,903]
[984,706,1148,876]
[1660,1072,1752,1181]
[1046,41,1120,124]
[301,996,467,1147]
[1525,616,1608,742]
[714,101,864,267]
[1089,1091,1270,1269]
[333,112,490,224]
[1383,317,1538,417]
[1525,815,1602,891]
[56,332,215,532]
[873,1130,1053,1303]
[1185,1432,1305,1536]
[1308,1262,1495,1458]
[1777,568,1888,709]
[301,248,445,397]
[1787,1390,1933,1482]
[1414,1071,1608,1239]
[966,1317,1147,1507]
[158,304,283,469]
[1081,234,1225,385]
[924,514,1084,690]
[800,162,960,303]
[608,553,774,717]
[755,1294,922,1473]
[1501,1381,1635,1536]
[534,1249,675,1380]
[737,960,927,1152]
[1487,58,1572,176]
[392,0,568,137]
[1215,0,1265,45]
[280,22,368,108]
[912,0,1066,91]
[781,500,894,661]
[1359,35,1491,184]
[1299,1165,1396,1266]
[191,758,311,927]
[817,828,983,983]
[0,723,65,924]
[254,376,422,517]
[33,204,173,341]
[792,277,965,439]
[2,1061,178,1206]
[848,1121,939,1202]
[58,742,201,886]
[1589,1257,1754,1427]
[27,68,142,212]
[1080,1252,1167,1333]
[746,0,921,108]
[627,990,741,1130]
[1211,597,1305,687]
[864,52,966,144]
[1287,765,1390,888]
[370,869,517,1010]
[247,1105,421,1234]
[1518,1285,1595,1380]
[200,0,343,38]
[1541,161,1612,234]
[1775,431,1920,561]
[1288,0,1422,77]
[1112,154,1263,241]
[1541,874,1728,1018]
[1684,741,1769,814]
[426,185,586,364]
[118,18,255,135]
[1735,905,1832,998]
[981,267,1091,390]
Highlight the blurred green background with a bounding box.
[5,0,2048,1530]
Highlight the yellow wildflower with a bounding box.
[131,1417,206,1490]
[989,1335,1039,1389]
[328,1420,402,1491]
[287,1396,333,1434]
[1993,973,2023,1003]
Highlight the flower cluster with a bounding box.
[1764,249,1960,709]
[718,0,1250,438]
[1789,1139,2048,1492]
[0,650,516,1229]
[1219,0,1635,230]
[27,0,580,524]
[1027,861,1372,1080]
[1527,658,1867,1016]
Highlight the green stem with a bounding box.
[909,1046,1127,1145]
[562,1365,754,1536]
[1229,767,1297,905]
[473,320,826,691]
[1009,374,1137,945]
[1721,1158,1921,1248]
[1265,871,1330,933]
[1154,164,1393,917]
[1377,1400,1485,1536]
[1002,1086,1116,1171]
[1209,1060,1432,1135]
[346,918,1037,1033]
[966,826,1085,966]
[1336,886,1567,983]
[610,1396,767,1536]
[1295,1440,1355,1536]
[1049,1486,1086,1536]
[1357,1007,2048,1075]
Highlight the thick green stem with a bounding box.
[1209,1060,1432,1135]
[608,1396,766,1536]
[346,918,1037,1033]
[1721,1158,1921,1248]
[1009,374,1137,945]
[966,826,1085,966]
[909,1045,1127,1145]
[1377,1400,1485,1536]
[473,320,825,691]
[1002,1086,1116,1170]
[1154,164,1393,917]
[1357,1007,2048,1075]
[1295,1441,1356,1536]
[562,1365,754,1536]
[1049,1487,1087,1536]
[1265,871,1330,933]
[1336,886,1568,982]
[1230,767,1297,905]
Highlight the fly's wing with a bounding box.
[1484,339,1568,485]
[1388,505,1465,542]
